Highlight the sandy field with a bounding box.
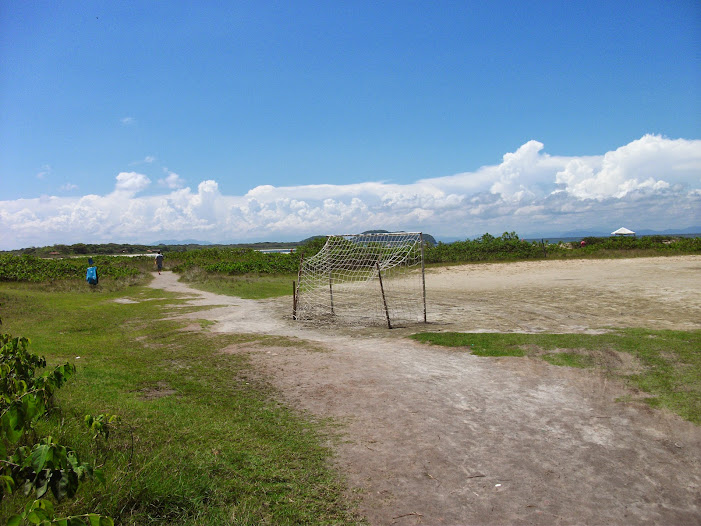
[149,255,701,525]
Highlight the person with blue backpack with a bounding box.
[86,257,98,286]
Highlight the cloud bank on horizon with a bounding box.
[1,134,700,250]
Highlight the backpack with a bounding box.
[86,266,98,285]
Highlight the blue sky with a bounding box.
[1,1,700,249]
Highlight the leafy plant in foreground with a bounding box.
[0,325,113,525]
[83,415,118,442]
[8,498,112,526]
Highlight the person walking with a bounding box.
[155,250,164,274]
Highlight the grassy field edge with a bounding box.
[0,282,361,525]
[409,330,701,425]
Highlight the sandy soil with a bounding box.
[148,256,701,525]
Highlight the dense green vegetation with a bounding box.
[424,232,700,263]
[410,330,701,424]
[578,234,701,253]
[163,238,326,298]
[165,237,326,273]
[0,283,359,525]
[1,233,435,259]
[3,242,301,258]
[1,234,698,294]
[425,232,548,262]
[0,255,148,283]
[169,249,299,275]
[4,232,698,263]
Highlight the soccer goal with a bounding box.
[293,232,427,328]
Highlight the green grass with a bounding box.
[541,352,594,368]
[178,268,295,299]
[0,282,359,525]
[410,330,701,424]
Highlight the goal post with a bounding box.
[294,232,427,327]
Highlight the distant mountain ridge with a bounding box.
[7,228,697,255]
[437,227,701,244]
[300,231,438,246]
[150,239,215,245]
[153,228,699,247]
[542,226,701,238]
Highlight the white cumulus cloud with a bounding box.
[555,135,701,199]
[114,172,151,195]
[158,171,185,189]
[0,135,699,250]
[36,164,52,180]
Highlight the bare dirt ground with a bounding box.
[148,256,701,525]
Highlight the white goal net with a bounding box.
[294,232,427,327]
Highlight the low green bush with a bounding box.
[0,328,114,525]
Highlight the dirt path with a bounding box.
[149,256,701,525]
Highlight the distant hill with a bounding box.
[636,226,701,236]
[298,235,327,244]
[7,228,696,256]
[537,226,701,239]
[422,234,437,246]
[300,231,437,246]
[360,230,437,246]
[150,239,214,245]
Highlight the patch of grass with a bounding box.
[410,329,701,424]
[178,268,294,299]
[1,275,151,294]
[409,332,527,356]
[0,283,359,525]
[541,352,594,368]
[196,319,216,329]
